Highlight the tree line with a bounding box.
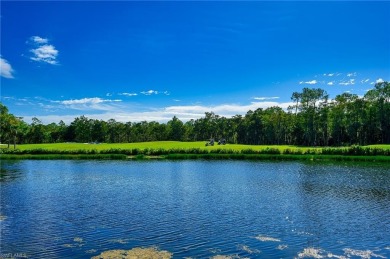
[1,82,389,147]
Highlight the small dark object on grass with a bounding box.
[218,138,226,145]
[205,138,215,146]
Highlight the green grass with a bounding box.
[365,144,390,150]
[2,142,390,152]
[6,141,322,152]
[1,142,390,161]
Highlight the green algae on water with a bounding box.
[91,247,173,259]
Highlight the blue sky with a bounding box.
[1,1,389,124]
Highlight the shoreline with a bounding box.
[1,153,390,162]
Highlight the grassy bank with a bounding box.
[1,141,318,152]
[0,154,127,160]
[164,153,390,162]
[1,142,389,162]
[3,141,389,152]
[2,153,390,162]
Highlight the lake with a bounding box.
[1,160,389,258]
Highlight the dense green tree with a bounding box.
[167,116,185,141]
[1,83,389,146]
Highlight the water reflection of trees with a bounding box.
[0,161,23,182]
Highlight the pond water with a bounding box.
[1,160,389,258]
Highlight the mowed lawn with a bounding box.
[3,141,390,152]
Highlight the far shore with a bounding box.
[1,142,389,162]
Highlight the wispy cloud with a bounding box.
[323,73,334,77]
[361,79,370,84]
[31,36,48,44]
[327,81,334,86]
[120,92,138,97]
[339,79,355,86]
[299,80,317,85]
[347,72,357,77]
[28,36,59,65]
[163,101,293,117]
[141,90,159,95]
[0,57,14,78]
[30,45,59,65]
[58,97,121,105]
[51,97,122,111]
[253,96,279,100]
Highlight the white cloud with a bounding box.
[300,80,317,85]
[21,99,295,124]
[323,73,334,77]
[327,81,334,86]
[28,36,59,65]
[0,57,14,78]
[31,36,48,44]
[361,79,370,84]
[141,90,158,95]
[163,102,292,116]
[163,91,170,95]
[376,78,384,84]
[120,93,138,97]
[51,97,122,111]
[347,72,357,77]
[339,79,355,86]
[30,44,59,64]
[253,97,279,100]
[59,97,121,105]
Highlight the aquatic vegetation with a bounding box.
[277,244,288,250]
[237,244,260,254]
[297,247,325,258]
[326,253,347,259]
[91,247,172,259]
[62,243,77,248]
[343,248,386,259]
[108,238,128,244]
[295,247,386,259]
[254,235,281,242]
[73,237,83,243]
[211,255,248,259]
[209,248,222,254]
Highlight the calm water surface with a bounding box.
[1,160,389,258]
